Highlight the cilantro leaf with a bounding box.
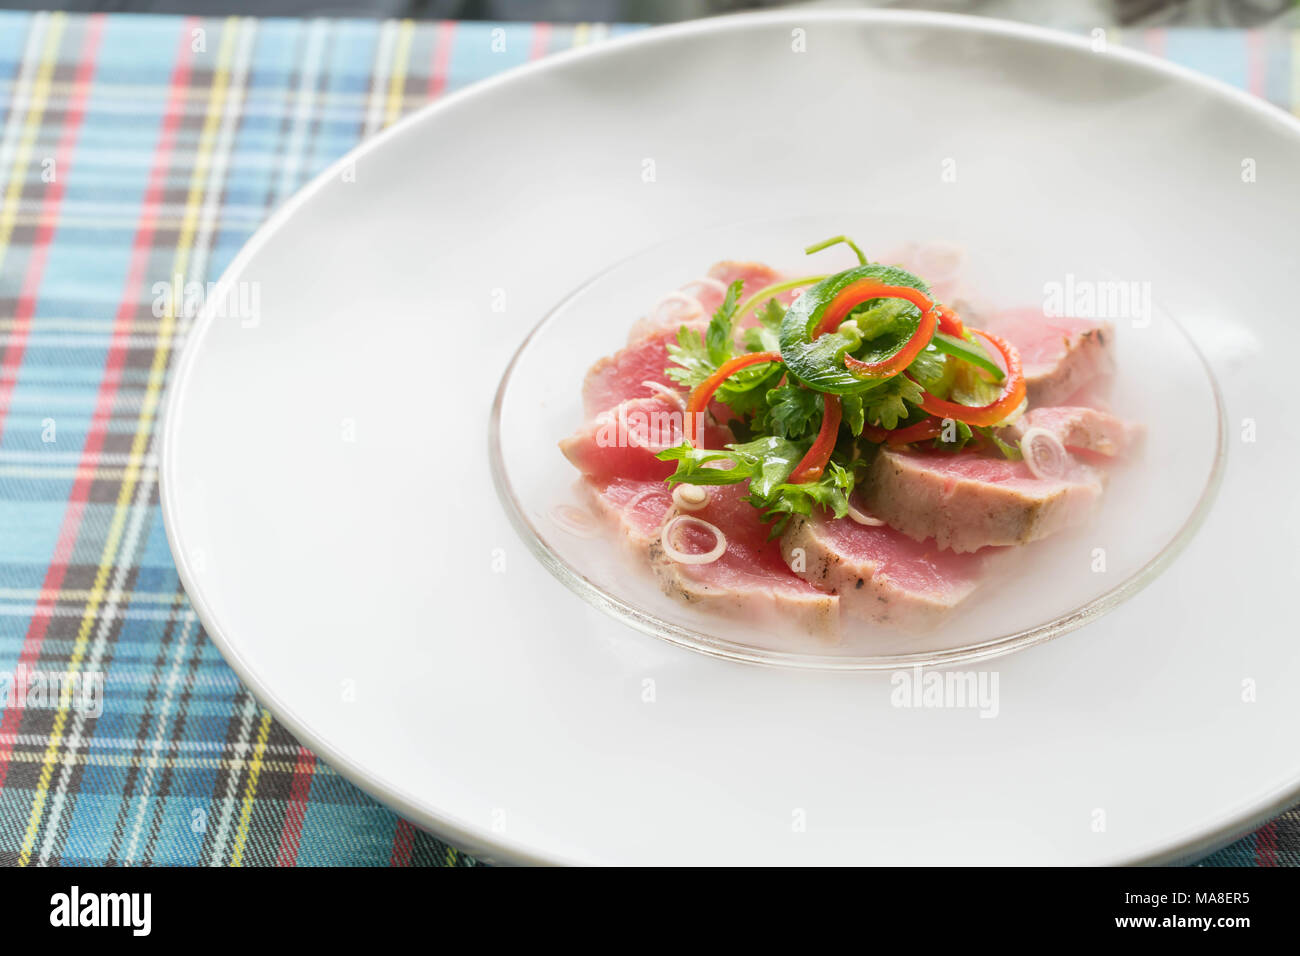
[848,297,916,341]
[837,392,868,437]
[667,281,781,418]
[730,435,809,499]
[756,297,784,331]
[751,459,856,537]
[839,392,866,437]
[861,375,926,430]
[655,443,754,486]
[906,348,949,393]
[665,326,712,391]
[724,366,783,417]
[705,280,743,366]
[741,325,777,353]
[741,298,784,353]
[762,385,822,440]
[655,434,807,491]
[657,436,861,539]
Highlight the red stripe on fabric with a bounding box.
[1144,28,1166,58]
[1246,30,1266,98]
[529,23,551,61]
[273,746,317,866]
[389,818,415,867]
[0,18,198,792]
[0,14,106,443]
[1255,820,1278,866]
[427,21,455,98]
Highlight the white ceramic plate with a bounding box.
[161,10,1300,865]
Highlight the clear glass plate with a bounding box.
[490,216,1225,669]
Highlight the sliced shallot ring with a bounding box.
[1018,426,1069,480]
[671,483,709,512]
[660,514,727,565]
[681,276,728,297]
[550,504,600,538]
[641,379,686,411]
[652,290,705,321]
[846,499,885,527]
[622,486,667,515]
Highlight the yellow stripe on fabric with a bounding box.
[0,11,67,272]
[573,22,590,47]
[229,709,274,867]
[384,19,415,128]
[15,17,243,867]
[0,746,311,774]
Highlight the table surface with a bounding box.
[0,10,1296,867]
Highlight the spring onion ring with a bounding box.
[660,514,727,565]
[1018,426,1069,480]
[550,504,600,538]
[846,499,885,526]
[641,379,686,411]
[671,483,710,512]
[651,290,705,320]
[682,276,728,297]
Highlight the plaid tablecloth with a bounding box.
[0,11,1296,867]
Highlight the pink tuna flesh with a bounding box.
[981,307,1114,408]
[860,447,1103,553]
[586,477,675,550]
[650,483,840,638]
[582,327,691,419]
[560,395,731,483]
[781,510,1007,630]
[1013,405,1144,459]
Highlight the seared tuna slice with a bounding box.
[586,477,674,551]
[560,396,730,483]
[981,308,1114,408]
[708,260,780,290]
[780,512,1007,630]
[1011,406,1143,459]
[624,261,785,342]
[859,447,1103,553]
[878,240,967,303]
[582,327,692,419]
[706,261,793,329]
[649,483,840,638]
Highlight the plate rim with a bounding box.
[159,7,1300,866]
